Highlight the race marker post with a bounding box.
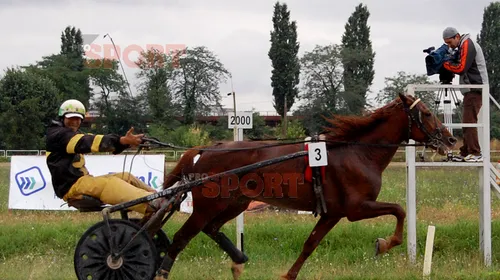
[228,110,253,253]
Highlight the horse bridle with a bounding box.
[403,98,447,148]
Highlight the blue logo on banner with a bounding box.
[15,166,46,196]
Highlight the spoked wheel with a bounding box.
[129,218,172,267]
[74,219,157,280]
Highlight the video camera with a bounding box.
[423,44,456,84]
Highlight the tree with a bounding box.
[299,45,346,112]
[0,68,60,149]
[60,26,85,58]
[153,124,212,147]
[104,93,150,136]
[244,112,273,140]
[87,58,127,113]
[491,110,500,140]
[60,26,91,106]
[136,49,179,124]
[477,2,500,101]
[85,58,140,134]
[24,54,88,104]
[268,1,300,136]
[274,119,306,140]
[296,44,348,133]
[24,26,91,107]
[61,26,85,62]
[203,119,233,141]
[172,46,230,125]
[375,71,436,108]
[341,3,375,115]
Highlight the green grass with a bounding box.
[1,165,500,279]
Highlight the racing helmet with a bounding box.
[58,99,86,119]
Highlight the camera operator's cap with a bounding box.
[443,27,459,39]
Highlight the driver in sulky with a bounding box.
[45,99,169,215]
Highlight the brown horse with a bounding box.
[153,93,457,280]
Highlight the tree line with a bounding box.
[1,2,499,150]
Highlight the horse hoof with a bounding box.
[375,238,389,256]
[231,263,244,280]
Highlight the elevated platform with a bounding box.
[405,83,495,267]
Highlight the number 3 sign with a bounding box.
[307,142,328,167]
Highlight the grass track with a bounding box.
[1,165,500,279]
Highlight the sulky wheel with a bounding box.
[152,228,172,266]
[74,219,157,280]
[129,218,172,267]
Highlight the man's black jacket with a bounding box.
[45,120,129,199]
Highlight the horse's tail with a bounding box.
[162,147,206,190]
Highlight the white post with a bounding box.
[423,225,436,277]
[227,89,244,252]
[236,128,244,252]
[405,84,418,265]
[406,139,417,265]
[238,128,243,142]
[227,110,252,253]
[479,85,491,266]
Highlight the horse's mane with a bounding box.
[322,98,403,141]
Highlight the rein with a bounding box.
[139,137,427,153]
[139,97,446,153]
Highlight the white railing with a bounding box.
[0,149,186,161]
[202,111,295,117]
[85,109,295,118]
[2,149,500,160]
[5,150,41,157]
[405,83,493,267]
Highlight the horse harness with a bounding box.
[305,98,446,217]
[403,98,447,148]
[304,134,328,217]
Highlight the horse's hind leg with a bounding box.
[202,201,251,280]
[346,200,406,255]
[283,215,341,280]
[155,205,224,280]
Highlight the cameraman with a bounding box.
[442,27,489,162]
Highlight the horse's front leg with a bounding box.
[346,200,406,255]
[282,215,341,280]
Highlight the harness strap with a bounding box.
[409,98,421,110]
[404,97,446,151]
[310,135,328,216]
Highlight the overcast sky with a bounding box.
[0,0,492,113]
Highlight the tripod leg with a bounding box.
[419,146,426,162]
[434,89,443,113]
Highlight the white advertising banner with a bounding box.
[8,154,166,211]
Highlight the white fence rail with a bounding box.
[1,148,500,164]
[0,149,187,161]
[5,150,42,157]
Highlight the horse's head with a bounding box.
[398,92,457,155]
